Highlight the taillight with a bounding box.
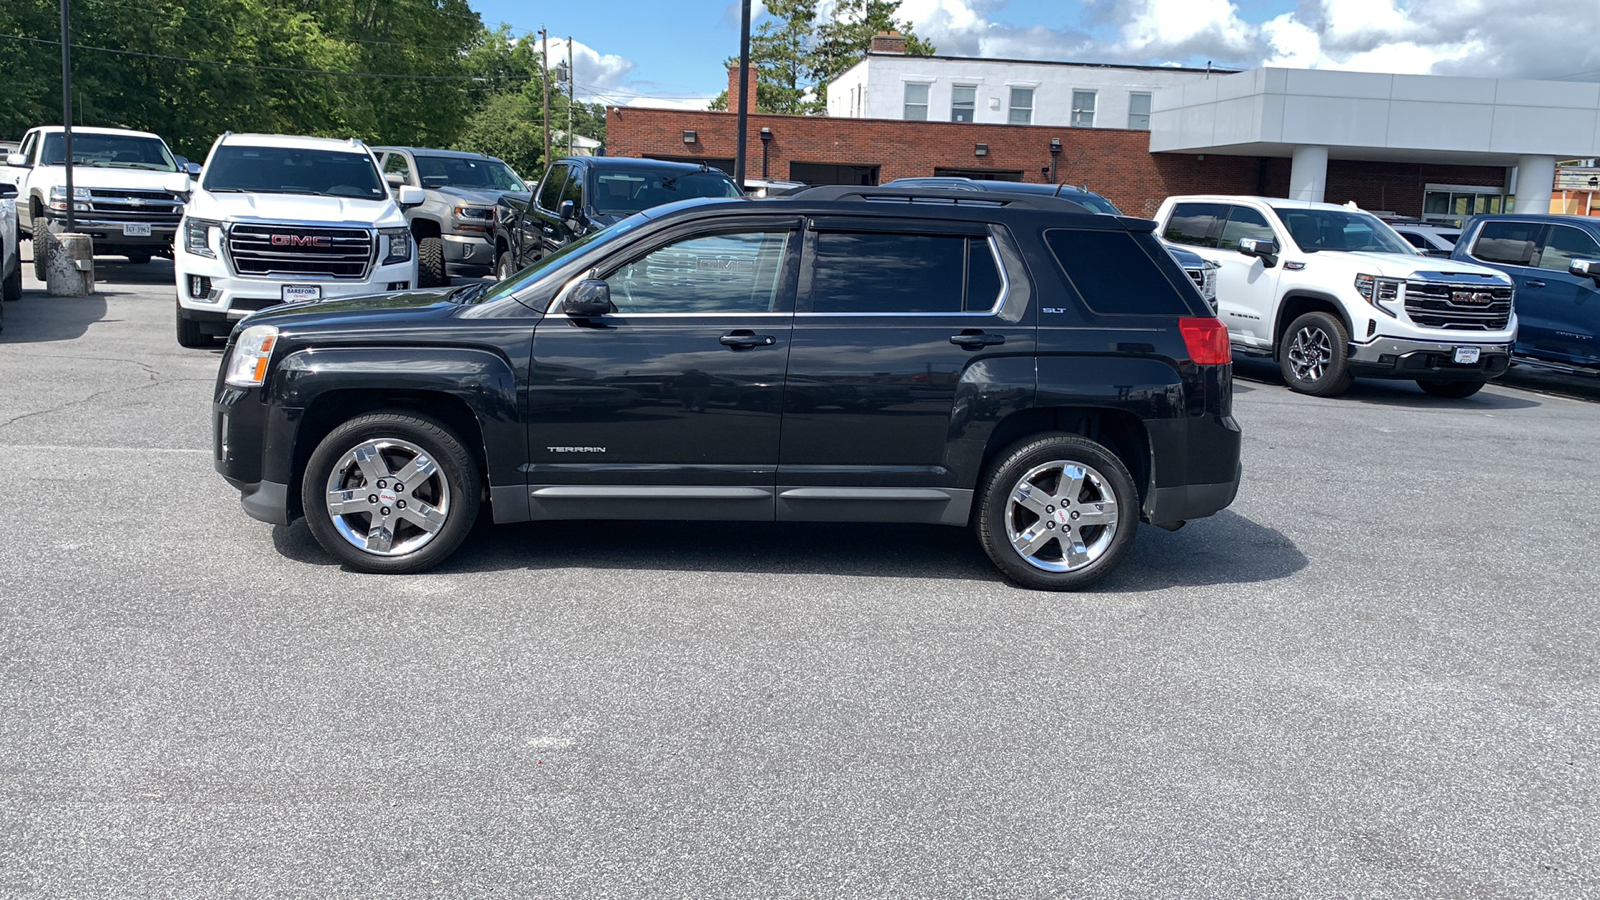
[1179,317,1231,365]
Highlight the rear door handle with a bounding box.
[1526,279,1546,288]
[720,331,777,349]
[950,330,1006,349]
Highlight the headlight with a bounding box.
[184,217,221,258]
[224,324,279,388]
[452,205,493,234]
[47,185,90,213]
[380,227,411,265]
[1354,273,1402,316]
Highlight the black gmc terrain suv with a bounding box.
[212,186,1242,590]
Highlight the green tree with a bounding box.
[812,0,934,108]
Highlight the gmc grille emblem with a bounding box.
[270,234,332,248]
[1451,290,1492,305]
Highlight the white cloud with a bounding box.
[544,37,638,102]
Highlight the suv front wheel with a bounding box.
[302,411,481,573]
[1280,311,1354,397]
[975,434,1138,591]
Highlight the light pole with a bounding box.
[60,0,75,232]
[733,0,751,186]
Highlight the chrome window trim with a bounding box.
[798,233,1009,317]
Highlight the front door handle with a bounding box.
[720,331,777,349]
[1525,279,1546,288]
[950,330,1006,349]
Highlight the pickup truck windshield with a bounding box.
[591,171,741,215]
[203,146,387,199]
[415,155,526,191]
[1271,206,1415,255]
[41,133,176,171]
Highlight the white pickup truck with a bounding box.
[174,133,423,347]
[1153,195,1517,398]
[1,125,193,277]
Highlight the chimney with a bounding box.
[870,31,906,55]
[728,63,759,113]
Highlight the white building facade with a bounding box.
[826,45,1226,132]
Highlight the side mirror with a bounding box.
[5,152,27,168]
[397,185,424,209]
[1569,259,1600,283]
[162,172,192,196]
[557,198,579,224]
[0,183,16,200]
[1238,237,1280,267]
[562,279,613,317]
[185,161,202,176]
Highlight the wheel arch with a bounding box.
[978,406,1152,517]
[410,217,443,240]
[1274,291,1351,354]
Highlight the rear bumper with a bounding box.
[41,212,177,247]
[1348,337,1513,381]
[1148,466,1242,525]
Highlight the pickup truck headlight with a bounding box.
[47,185,90,213]
[224,324,279,388]
[380,227,411,265]
[184,217,221,258]
[452,205,493,234]
[1354,273,1402,317]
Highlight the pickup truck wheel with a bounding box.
[1280,311,1354,397]
[125,251,152,265]
[303,412,481,574]
[3,257,20,302]
[975,434,1137,591]
[496,251,516,281]
[31,237,47,281]
[417,237,446,288]
[175,305,211,348]
[1417,379,1485,399]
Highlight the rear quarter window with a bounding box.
[1045,228,1198,317]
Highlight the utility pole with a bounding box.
[567,38,575,157]
[540,28,552,170]
[733,0,751,186]
[60,0,75,232]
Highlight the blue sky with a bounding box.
[467,0,1600,108]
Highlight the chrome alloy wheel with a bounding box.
[323,438,451,556]
[1004,460,1120,573]
[1286,325,1333,382]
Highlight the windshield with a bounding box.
[40,133,176,171]
[591,170,741,215]
[202,146,387,199]
[415,155,526,191]
[1272,206,1415,254]
[479,213,651,305]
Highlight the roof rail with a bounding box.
[789,184,1092,213]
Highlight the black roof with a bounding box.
[558,156,734,176]
[645,188,1154,232]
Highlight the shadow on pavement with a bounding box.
[1233,357,1543,411]
[272,508,1306,591]
[0,291,108,343]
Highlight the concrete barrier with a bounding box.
[45,231,95,297]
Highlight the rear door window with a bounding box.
[1470,220,1544,266]
[1046,229,1196,316]
[1162,202,1225,248]
[807,232,996,314]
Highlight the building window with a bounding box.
[904,83,930,121]
[1423,184,1508,227]
[1071,90,1096,128]
[1008,87,1034,125]
[1128,92,1151,130]
[951,85,976,122]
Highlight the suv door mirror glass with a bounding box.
[4,152,27,168]
[563,279,613,317]
[1569,258,1600,282]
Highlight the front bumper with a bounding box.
[176,246,416,323]
[444,233,494,274]
[42,212,177,248]
[215,382,304,525]
[1348,336,1513,381]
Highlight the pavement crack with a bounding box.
[0,356,184,431]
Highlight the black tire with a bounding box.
[2,255,20,302]
[125,250,152,265]
[1417,379,1485,399]
[975,433,1138,591]
[31,236,47,282]
[1279,311,1354,397]
[302,411,481,574]
[175,304,211,348]
[416,236,446,288]
[496,251,517,282]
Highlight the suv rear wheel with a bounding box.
[975,434,1138,591]
[1280,311,1354,397]
[302,411,480,573]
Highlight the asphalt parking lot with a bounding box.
[2,246,1596,898]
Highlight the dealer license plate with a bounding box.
[123,223,151,237]
[282,285,322,303]
[1453,346,1481,364]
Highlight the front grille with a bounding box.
[227,224,373,279]
[1404,282,1513,330]
[85,188,184,223]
